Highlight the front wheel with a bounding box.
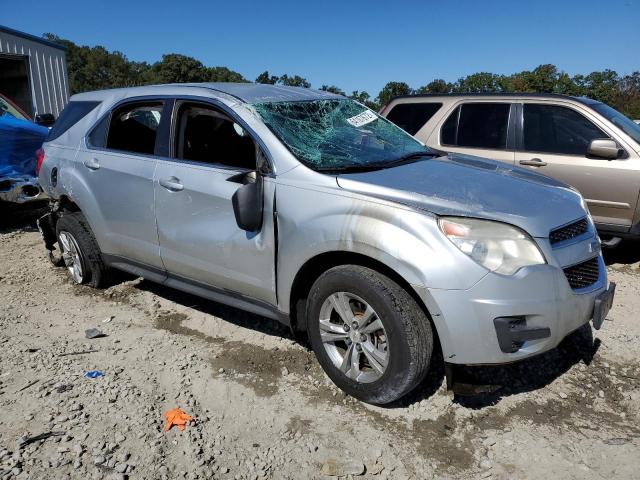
[307,265,433,405]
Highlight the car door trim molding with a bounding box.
[102,253,289,325]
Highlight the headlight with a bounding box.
[438,217,546,275]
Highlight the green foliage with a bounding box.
[43,34,640,118]
[43,34,247,94]
[255,71,279,84]
[319,85,345,96]
[278,74,311,88]
[376,82,412,108]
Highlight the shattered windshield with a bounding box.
[252,99,432,171]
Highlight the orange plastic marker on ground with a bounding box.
[164,408,193,432]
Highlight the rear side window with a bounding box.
[441,103,510,150]
[386,102,442,135]
[523,104,609,155]
[106,102,163,155]
[47,101,100,141]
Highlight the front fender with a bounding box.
[276,182,488,314]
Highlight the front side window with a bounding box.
[174,103,255,170]
[386,102,443,135]
[106,102,163,155]
[590,102,640,145]
[523,104,609,155]
[441,103,510,150]
[252,99,431,171]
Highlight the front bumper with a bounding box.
[421,252,611,365]
[0,176,46,203]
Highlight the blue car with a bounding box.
[0,93,49,203]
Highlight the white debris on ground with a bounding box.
[0,206,639,479]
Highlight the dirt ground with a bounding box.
[1,203,639,480]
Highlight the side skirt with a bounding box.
[102,254,290,326]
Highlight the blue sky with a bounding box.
[3,0,639,95]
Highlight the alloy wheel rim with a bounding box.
[318,291,389,383]
[58,231,84,283]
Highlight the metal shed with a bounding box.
[0,25,69,119]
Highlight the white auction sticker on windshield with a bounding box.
[346,110,378,127]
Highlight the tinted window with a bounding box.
[386,102,443,135]
[441,103,510,150]
[175,103,255,169]
[88,115,109,148]
[106,103,163,155]
[47,101,100,141]
[523,104,608,155]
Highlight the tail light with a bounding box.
[35,148,45,175]
[378,103,389,116]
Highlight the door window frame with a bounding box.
[162,96,275,175]
[85,96,173,159]
[514,101,629,159]
[439,101,518,152]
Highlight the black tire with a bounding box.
[55,212,111,288]
[307,265,433,405]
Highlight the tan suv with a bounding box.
[381,94,640,242]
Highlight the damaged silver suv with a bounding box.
[37,83,615,404]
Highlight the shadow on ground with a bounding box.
[0,201,48,233]
[135,276,599,410]
[603,239,640,266]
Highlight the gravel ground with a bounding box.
[0,203,639,480]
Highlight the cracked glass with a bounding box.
[252,99,430,171]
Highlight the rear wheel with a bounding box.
[55,213,110,288]
[307,265,433,405]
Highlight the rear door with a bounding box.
[153,100,276,304]
[515,102,640,229]
[432,101,516,165]
[83,99,169,270]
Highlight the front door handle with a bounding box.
[159,176,184,192]
[519,158,547,167]
[83,157,100,170]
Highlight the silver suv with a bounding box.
[37,84,615,404]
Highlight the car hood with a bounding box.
[335,153,587,238]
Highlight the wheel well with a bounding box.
[58,196,81,213]
[289,251,434,335]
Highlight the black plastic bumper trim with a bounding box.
[494,317,551,353]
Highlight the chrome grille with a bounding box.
[563,257,600,290]
[550,218,589,245]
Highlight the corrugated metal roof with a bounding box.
[0,25,66,50]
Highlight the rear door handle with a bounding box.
[159,176,184,192]
[83,157,100,170]
[519,158,547,167]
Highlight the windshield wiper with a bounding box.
[378,150,441,169]
[315,150,442,174]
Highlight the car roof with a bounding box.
[70,83,343,104]
[388,92,600,106]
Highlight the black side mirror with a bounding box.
[35,113,56,127]
[231,171,264,232]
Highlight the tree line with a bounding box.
[45,34,640,118]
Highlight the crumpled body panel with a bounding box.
[0,115,48,202]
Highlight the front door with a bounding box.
[515,102,640,229]
[153,101,276,304]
